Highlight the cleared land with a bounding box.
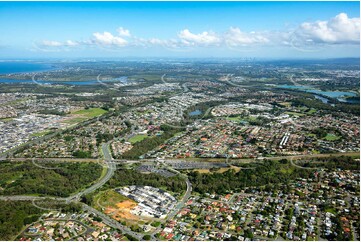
[30,130,51,137]
[94,189,139,221]
[63,108,107,124]
[324,133,341,141]
[128,134,149,144]
[72,108,107,117]
[193,165,242,174]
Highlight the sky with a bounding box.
[0,1,359,59]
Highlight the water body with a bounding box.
[0,62,55,74]
[189,110,202,116]
[278,84,358,103]
[0,79,102,85]
[314,95,329,104]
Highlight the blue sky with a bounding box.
[0,1,359,58]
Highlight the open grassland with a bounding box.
[193,165,242,174]
[324,133,341,141]
[72,108,107,117]
[63,108,107,124]
[30,130,52,137]
[128,134,149,144]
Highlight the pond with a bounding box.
[188,109,202,116]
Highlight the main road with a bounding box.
[0,142,116,204]
[82,204,144,240]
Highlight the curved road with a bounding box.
[290,157,318,170]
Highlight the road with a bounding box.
[0,195,60,201]
[6,151,359,164]
[167,178,192,220]
[150,176,192,240]
[1,143,116,204]
[289,158,318,170]
[82,204,144,240]
[161,74,167,84]
[181,83,189,92]
[229,151,359,164]
[162,73,188,92]
[67,143,116,202]
[289,74,300,86]
[158,161,192,220]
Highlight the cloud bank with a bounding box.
[37,13,359,52]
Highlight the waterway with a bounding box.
[278,84,359,104]
[0,77,128,86]
[0,79,103,85]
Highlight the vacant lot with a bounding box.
[324,133,341,141]
[72,108,107,118]
[95,189,139,221]
[64,108,107,124]
[128,134,149,144]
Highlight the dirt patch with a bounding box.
[104,200,139,221]
[193,165,241,174]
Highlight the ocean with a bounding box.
[0,62,55,74]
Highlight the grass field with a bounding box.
[94,189,129,209]
[279,102,291,107]
[128,134,149,144]
[63,117,88,124]
[130,74,162,81]
[306,133,317,138]
[325,207,337,215]
[64,108,107,124]
[306,108,317,115]
[226,116,242,122]
[30,130,51,137]
[72,108,107,118]
[324,133,341,141]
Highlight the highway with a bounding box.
[6,151,359,164]
[167,177,192,220]
[150,176,192,240]
[82,204,144,240]
[0,195,60,201]
[289,157,318,170]
[66,143,116,202]
[0,143,117,204]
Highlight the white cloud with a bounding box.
[117,27,131,37]
[41,40,64,47]
[40,40,80,48]
[178,29,221,46]
[224,27,270,46]
[36,14,359,53]
[296,13,360,44]
[92,32,128,46]
[64,40,79,46]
